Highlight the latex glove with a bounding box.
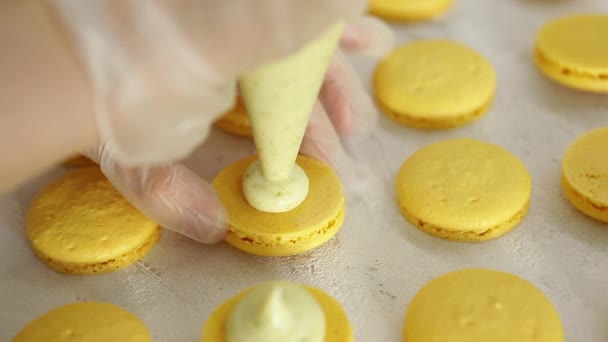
[302,17,395,184]
[51,1,392,243]
[85,144,229,243]
[82,20,393,244]
[52,0,368,165]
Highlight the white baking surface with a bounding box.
[2,1,608,341]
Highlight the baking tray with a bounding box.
[2,0,608,340]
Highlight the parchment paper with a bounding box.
[2,0,608,340]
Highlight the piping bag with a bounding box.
[239,22,344,212]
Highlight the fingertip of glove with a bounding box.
[341,16,395,59]
[168,182,230,244]
[191,204,229,244]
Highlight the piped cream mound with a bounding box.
[242,160,309,213]
[201,281,353,342]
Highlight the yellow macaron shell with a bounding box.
[396,139,531,241]
[201,285,353,342]
[213,156,345,256]
[13,302,152,342]
[535,15,608,92]
[562,127,608,222]
[26,167,160,274]
[214,97,252,137]
[403,269,564,342]
[369,0,453,21]
[62,155,97,167]
[374,40,496,129]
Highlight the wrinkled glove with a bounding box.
[51,0,393,243]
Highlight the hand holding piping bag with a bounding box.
[1,1,393,243]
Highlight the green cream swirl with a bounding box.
[226,281,325,342]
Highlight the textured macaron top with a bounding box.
[397,139,531,233]
[13,302,152,342]
[26,167,158,265]
[375,40,495,121]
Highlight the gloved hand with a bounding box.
[51,1,394,243]
[304,16,395,178]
